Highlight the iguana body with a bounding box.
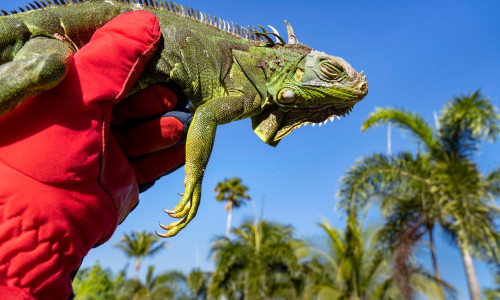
[0,0,368,237]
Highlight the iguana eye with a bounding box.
[277,88,296,104]
[319,61,343,81]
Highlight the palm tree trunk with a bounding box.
[226,201,233,238]
[135,256,141,280]
[394,220,426,300]
[428,227,445,299]
[429,229,441,278]
[460,247,483,300]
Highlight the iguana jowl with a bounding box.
[0,0,368,237]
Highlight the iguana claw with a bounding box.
[155,230,171,238]
[163,208,175,214]
[156,217,189,237]
[156,183,202,237]
[158,219,183,231]
[166,193,192,214]
[167,203,191,218]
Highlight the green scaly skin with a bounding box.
[0,0,368,237]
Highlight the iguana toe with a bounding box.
[158,219,183,231]
[166,203,191,218]
[156,183,202,237]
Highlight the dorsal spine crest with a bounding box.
[1,0,301,47]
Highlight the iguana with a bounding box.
[0,0,368,237]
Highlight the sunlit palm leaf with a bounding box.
[362,107,439,153]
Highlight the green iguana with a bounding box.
[0,0,368,237]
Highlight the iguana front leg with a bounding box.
[157,93,260,237]
[0,37,73,117]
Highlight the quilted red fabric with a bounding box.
[0,11,164,299]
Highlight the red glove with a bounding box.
[0,11,190,300]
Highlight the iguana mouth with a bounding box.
[273,101,358,142]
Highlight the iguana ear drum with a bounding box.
[277,88,296,104]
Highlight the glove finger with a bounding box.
[112,85,181,126]
[133,143,186,185]
[114,111,192,157]
[74,11,161,104]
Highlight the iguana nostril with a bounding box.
[360,82,368,91]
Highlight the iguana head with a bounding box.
[252,47,368,147]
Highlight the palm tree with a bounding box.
[338,91,500,300]
[114,231,168,280]
[187,268,211,299]
[301,216,452,300]
[215,177,251,237]
[209,220,305,299]
[339,152,447,298]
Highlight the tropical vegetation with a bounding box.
[338,91,500,300]
[209,220,304,299]
[300,215,453,300]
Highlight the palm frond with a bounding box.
[437,91,500,159]
[362,107,439,152]
[409,267,458,300]
[338,152,432,217]
[485,167,500,196]
[215,177,251,207]
[440,90,500,142]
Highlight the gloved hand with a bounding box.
[0,11,190,300]
[112,84,191,196]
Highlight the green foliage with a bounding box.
[209,220,305,299]
[301,217,447,300]
[73,263,116,300]
[74,263,195,300]
[73,214,464,300]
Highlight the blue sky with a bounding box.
[2,0,500,298]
